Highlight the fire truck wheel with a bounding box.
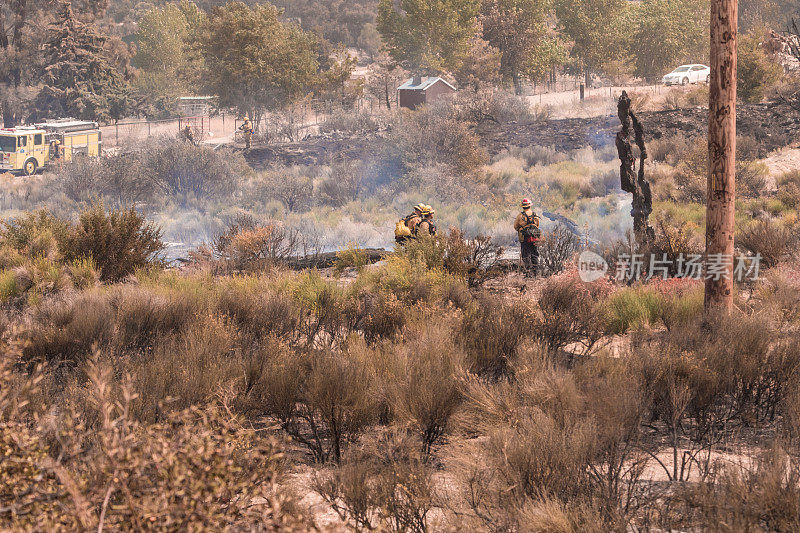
[24,158,37,176]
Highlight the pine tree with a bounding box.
[32,1,131,123]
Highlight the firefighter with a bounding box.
[415,205,437,237]
[181,124,195,145]
[394,204,424,244]
[514,198,540,276]
[49,139,62,160]
[238,118,253,149]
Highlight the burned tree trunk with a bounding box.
[616,91,654,247]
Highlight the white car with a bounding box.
[662,64,710,86]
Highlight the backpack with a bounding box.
[414,219,436,237]
[521,213,541,243]
[395,219,412,240]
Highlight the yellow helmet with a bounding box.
[414,203,424,213]
[420,205,433,216]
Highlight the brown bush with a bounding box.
[383,320,463,457]
[0,354,305,531]
[211,214,304,272]
[130,315,242,422]
[350,291,406,344]
[109,285,199,352]
[216,286,302,345]
[392,107,488,177]
[458,294,534,377]
[673,446,800,532]
[23,290,114,367]
[535,274,608,357]
[314,430,436,531]
[442,228,504,288]
[457,360,633,531]
[538,224,580,276]
[737,219,799,268]
[250,345,378,463]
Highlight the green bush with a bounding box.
[603,286,661,335]
[60,202,164,282]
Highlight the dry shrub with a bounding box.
[350,290,406,344]
[452,88,542,125]
[538,224,580,276]
[314,430,435,532]
[383,320,464,457]
[250,345,378,463]
[58,138,246,205]
[392,107,488,177]
[130,315,241,421]
[253,165,313,212]
[647,215,704,274]
[23,290,114,367]
[334,242,369,275]
[673,446,800,532]
[673,143,770,202]
[755,268,800,325]
[318,160,368,207]
[0,355,304,531]
[109,285,199,352]
[457,351,646,531]
[504,145,567,168]
[648,134,693,165]
[442,228,504,287]
[458,294,534,377]
[535,272,610,357]
[633,314,800,480]
[216,286,302,345]
[2,209,69,254]
[777,170,800,209]
[211,214,301,272]
[738,219,799,268]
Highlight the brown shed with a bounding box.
[397,76,457,110]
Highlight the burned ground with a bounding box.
[244,101,800,169]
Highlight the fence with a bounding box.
[101,81,671,148]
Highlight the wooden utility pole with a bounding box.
[705,0,737,313]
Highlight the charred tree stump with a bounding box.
[616,91,654,247]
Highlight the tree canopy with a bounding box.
[133,0,206,117]
[32,2,132,123]
[629,0,709,81]
[377,0,481,74]
[480,0,564,91]
[199,2,321,127]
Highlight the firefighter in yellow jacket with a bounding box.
[239,118,253,149]
[514,198,540,275]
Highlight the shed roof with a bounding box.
[397,77,456,91]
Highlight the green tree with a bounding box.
[738,28,784,103]
[377,0,481,74]
[480,0,564,93]
[32,2,132,123]
[199,2,320,128]
[630,0,708,81]
[133,0,205,117]
[554,0,630,86]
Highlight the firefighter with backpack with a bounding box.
[395,203,435,244]
[415,205,436,237]
[514,198,541,276]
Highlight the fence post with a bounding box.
[115,123,119,146]
[148,121,151,137]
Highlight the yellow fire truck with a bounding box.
[0,120,101,175]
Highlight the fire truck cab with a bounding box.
[0,120,101,176]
